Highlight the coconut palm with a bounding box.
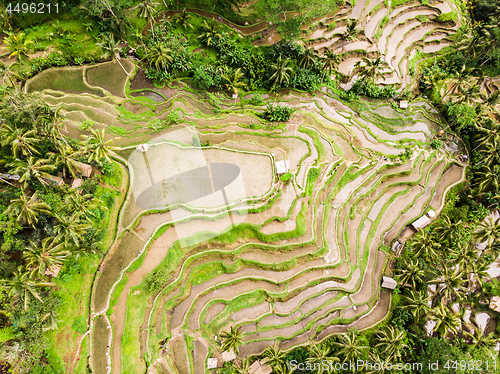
[365,353,386,374]
[375,326,409,362]
[466,260,489,291]
[430,304,461,337]
[0,61,20,92]
[220,326,243,354]
[332,330,368,363]
[394,258,425,289]
[321,49,341,81]
[429,266,467,305]
[198,18,222,46]
[53,212,91,248]
[36,105,67,143]
[146,42,173,72]
[23,237,68,277]
[477,142,499,166]
[5,192,51,227]
[173,9,193,30]
[450,241,479,268]
[263,344,286,370]
[466,324,498,349]
[64,190,101,219]
[408,230,441,260]
[232,359,251,374]
[453,80,483,106]
[442,64,474,98]
[269,56,293,87]
[0,125,40,158]
[473,217,500,247]
[3,31,33,60]
[401,289,430,322]
[298,47,319,69]
[421,68,446,93]
[433,215,463,245]
[306,342,338,373]
[475,165,500,194]
[82,128,117,165]
[0,266,51,311]
[136,0,159,39]
[48,145,81,179]
[476,125,500,149]
[8,156,56,187]
[97,34,129,76]
[355,55,388,83]
[221,68,247,95]
[337,19,360,42]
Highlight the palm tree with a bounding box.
[306,342,338,374]
[477,142,499,166]
[3,31,33,60]
[298,47,319,69]
[54,212,91,248]
[269,56,293,87]
[476,125,500,149]
[263,344,286,370]
[355,55,388,83]
[97,34,130,76]
[375,326,409,362]
[198,18,222,46]
[8,156,56,187]
[394,258,425,288]
[221,68,247,95]
[466,260,489,291]
[332,330,368,363]
[401,289,430,322]
[220,326,243,354]
[429,266,467,305]
[475,165,500,194]
[136,0,159,39]
[48,145,81,179]
[0,61,20,92]
[82,128,117,165]
[0,124,40,158]
[466,324,498,349]
[408,230,441,260]
[337,19,360,42]
[321,49,341,82]
[23,238,68,277]
[64,190,100,218]
[173,9,193,30]
[232,359,251,374]
[433,215,463,245]
[453,80,483,106]
[473,217,500,247]
[5,192,51,227]
[442,64,473,98]
[0,266,51,311]
[450,241,479,269]
[430,304,461,337]
[146,42,173,72]
[36,105,67,144]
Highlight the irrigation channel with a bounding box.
[22,1,468,372]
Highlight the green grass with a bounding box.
[374,16,390,41]
[436,11,458,23]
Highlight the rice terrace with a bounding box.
[1,0,500,373]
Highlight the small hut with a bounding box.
[76,162,93,178]
[275,160,289,176]
[381,276,397,290]
[221,350,236,362]
[207,358,218,370]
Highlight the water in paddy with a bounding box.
[130,69,182,101]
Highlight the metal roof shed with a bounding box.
[411,215,432,230]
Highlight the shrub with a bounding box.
[249,93,264,106]
[290,68,322,92]
[280,172,293,182]
[262,103,296,122]
[350,80,398,99]
[430,139,443,149]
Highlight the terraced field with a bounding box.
[25,53,465,372]
[304,0,461,89]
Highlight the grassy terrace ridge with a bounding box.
[17,49,467,372]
